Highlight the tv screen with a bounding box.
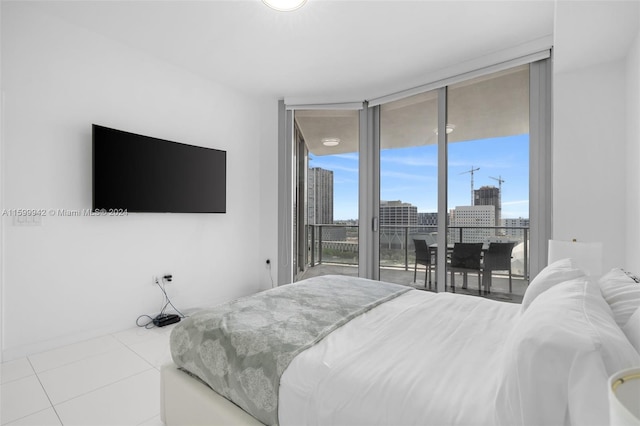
[92,125,226,213]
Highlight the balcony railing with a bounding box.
[308,224,530,279]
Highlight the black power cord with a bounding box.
[266,259,275,288]
[136,275,186,328]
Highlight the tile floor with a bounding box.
[1,323,178,426]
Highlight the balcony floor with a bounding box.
[299,263,526,304]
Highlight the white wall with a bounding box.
[553,1,639,273]
[553,60,627,271]
[258,103,280,289]
[626,15,640,273]
[0,2,4,364]
[0,3,278,359]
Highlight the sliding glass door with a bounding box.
[373,65,531,300]
[446,65,530,299]
[378,91,438,287]
[283,58,550,294]
[292,109,360,280]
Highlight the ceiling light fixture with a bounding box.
[434,124,456,135]
[262,0,307,12]
[322,137,340,147]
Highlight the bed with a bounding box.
[160,262,640,426]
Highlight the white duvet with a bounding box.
[279,290,519,425]
[278,277,640,426]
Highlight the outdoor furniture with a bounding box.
[449,243,484,294]
[413,238,434,289]
[482,242,516,293]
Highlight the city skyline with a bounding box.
[309,134,529,221]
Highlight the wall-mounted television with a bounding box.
[92,124,226,213]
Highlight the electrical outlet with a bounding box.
[152,274,173,285]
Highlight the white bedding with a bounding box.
[164,271,640,426]
[280,290,519,425]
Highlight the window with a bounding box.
[280,57,551,294]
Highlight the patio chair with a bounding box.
[413,238,434,289]
[449,243,483,294]
[482,242,516,293]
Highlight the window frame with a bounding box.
[278,56,552,286]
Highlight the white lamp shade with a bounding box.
[548,240,603,277]
[609,368,640,425]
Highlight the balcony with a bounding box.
[303,224,529,303]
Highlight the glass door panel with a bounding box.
[378,91,438,287]
[293,109,360,280]
[446,65,530,299]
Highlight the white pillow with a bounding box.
[520,258,585,313]
[597,268,640,328]
[496,278,640,426]
[622,308,640,354]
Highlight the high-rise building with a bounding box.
[474,185,501,230]
[308,167,333,225]
[449,205,496,243]
[380,200,418,249]
[417,212,437,228]
[308,167,345,242]
[380,200,417,226]
[504,217,530,241]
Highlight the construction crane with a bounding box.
[460,166,480,205]
[490,176,505,234]
[490,175,505,193]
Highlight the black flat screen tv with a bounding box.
[92,124,226,213]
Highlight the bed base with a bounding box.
[160,363,264,426]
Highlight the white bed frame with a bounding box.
[160,363,264,426]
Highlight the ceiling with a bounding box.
[553,0,640,73]
[296,64,530,155]
[23,0,638,157]
[29,0,556,102]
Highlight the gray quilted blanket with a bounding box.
[169,275,411,425]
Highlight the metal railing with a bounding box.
[309,224,359,266]
[308,224,530,279]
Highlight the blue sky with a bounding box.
[309,134,529,221]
